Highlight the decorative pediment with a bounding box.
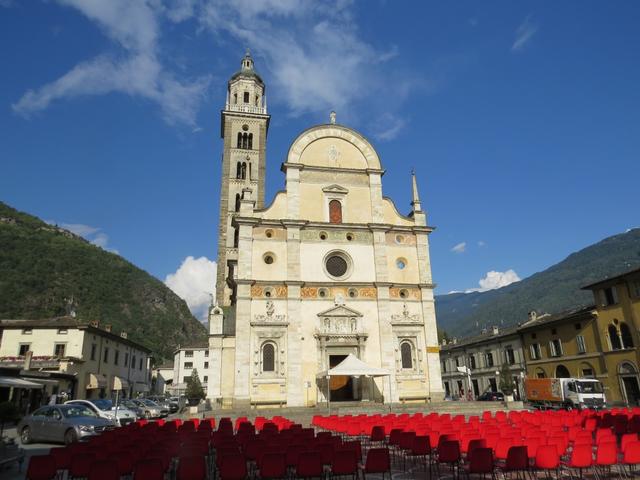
[322,184,349,195]
[317,305,363,318]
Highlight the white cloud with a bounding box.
[451,242,466,254]
[511,15,538,52]
[47,220,118,253]
[165,256,217,322]
[477,240,486,247]
[12,0,210,127]
[371,113,406,141]
[465,269,521,293]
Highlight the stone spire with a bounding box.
[411,169,422,212]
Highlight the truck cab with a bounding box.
[562,378,606,410]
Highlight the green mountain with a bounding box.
[0,202,207,362]
[436,228,640,336]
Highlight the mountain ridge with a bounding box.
[0,201,207,362]
[435,228,640,336]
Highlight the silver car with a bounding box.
[130,399,164,419]
[18,404,115,445]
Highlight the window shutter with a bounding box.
[558,340,563,355]
[549,341,556,357]
[612,287,619,304]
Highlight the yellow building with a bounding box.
[519,307,604,381]
[582,267,640,405]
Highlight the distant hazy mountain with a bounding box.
[435,228,640,336]
[0,202,207,361]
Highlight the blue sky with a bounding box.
[2,1,639,320]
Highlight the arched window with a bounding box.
[400,342,413,369]
[262,343,275,372]
[236,162,242,179]
[233,228,239,248]
[248,163,252,181]
[242,133,248,149]
[243,92,250,103]
[609,324,622,350]
[329,200,342,224]
[555,365,571,378]
[255,95,259,106]
[241,163,247,180]
[235,194,241,212]
[237,132,242,148]
[248,133,253,149]
[621,322,634,348]
[233,93,237,104]
[536,368,546,379]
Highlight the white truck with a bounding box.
[525,377,606,410]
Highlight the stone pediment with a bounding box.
[322,184,349,195]
[317,305,363,318]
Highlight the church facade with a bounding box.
[207,52,444,407]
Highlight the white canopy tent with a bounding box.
[316,354,391,413]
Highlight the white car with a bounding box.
[65,399,137,426]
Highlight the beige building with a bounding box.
[209,53,443,408]
[0,317,151,400]
[440,326,526,400]
[172,345,212,397]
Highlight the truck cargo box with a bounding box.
[525,378,563,402]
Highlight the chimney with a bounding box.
[120,331,128,339]
[528,311,538,322]
[104,324,112,332]
[90,320,99,328]
[492,326,499,335]
[452,337,458,345]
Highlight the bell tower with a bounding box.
[215,50,270,308]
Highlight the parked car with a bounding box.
[146,395,178,414]
[65,399,137,426]
[18,404,115,445]
[478,391,505,401]
[130,399,167,419]
[117,399,145,419]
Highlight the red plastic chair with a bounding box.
[369,426,386,447]
[88,459,119,480]
[622,441,640,477]
[360,448,391,479]
[69,454,96,479]
[501,446,529,478]
[296,451,324,478]
[565,444,592,478]
[134,458,165,480]
[177,455,207,480]
[49,448,71,476]
[331,450,358,478]
[437,440,461,478]
[26,455,57,480]
[534,445,559,479]
[218,453,248,480]
[464,447,494,478]
[259,453,287,479]
[406,435,431,473]
[595,441,618,478]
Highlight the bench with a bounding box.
[250,399,285,409]
[399,395,429,404]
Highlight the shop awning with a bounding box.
[316,354,390,378]
[0,376,44,389]
[134,382,150,393]
[112,376,130,390]
[86,373,108,389]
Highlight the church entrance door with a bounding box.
[329,355,355,401]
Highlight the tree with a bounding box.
[185,368,205,402]
[499,363,516,395]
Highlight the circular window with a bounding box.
[242,124,249,131]
[395,234,405,244]
[264,288,273,298]
[348,288,358,298]
[396,258,407,270]
[346,233,354,242]
[319,231,328,241]
[263,253,275,264]
[318,288,328,298]
[399,289,409,299]
[265,229,273,238]
[326,255,348,278]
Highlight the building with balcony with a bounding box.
[440,325,526,400]
[0,317,151,402]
